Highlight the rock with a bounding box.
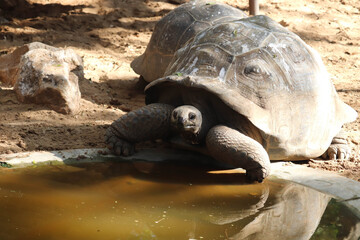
[12,44,83,114]
[0,42,59,87]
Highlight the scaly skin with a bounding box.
[105,103,174,156]
[322,129,350,160]
[106,103,270,182]
[206,125,270,182]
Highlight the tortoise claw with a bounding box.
[246,168,267,183]
[324,143,350,161]
[105,128,135,156]
[323,130,350,161]
[114,139,134,156]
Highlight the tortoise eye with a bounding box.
[172,111,178,119]
[244,65,262,75]
[188,112,196,120]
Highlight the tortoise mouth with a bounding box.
[174,123,197,132]
[182,124,196,129]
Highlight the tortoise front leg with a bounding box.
[106,103,174,156]
[206,125,270,182]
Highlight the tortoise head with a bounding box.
[171,105,203,144]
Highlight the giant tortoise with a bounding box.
[106,3,357,182]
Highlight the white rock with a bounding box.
[0,42,59,87]
[13,44,83,114]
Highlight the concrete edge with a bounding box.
[1,148,360,218]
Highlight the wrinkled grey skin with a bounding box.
[106,2,357,182]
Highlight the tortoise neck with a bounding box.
[190,104,217,144]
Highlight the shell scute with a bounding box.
[167,45,234,82]
[131,1,247,82]
[153,10,195,55]
[184,2,247,23]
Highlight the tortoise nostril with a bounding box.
[177,117,184,124]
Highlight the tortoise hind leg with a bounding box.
[106,103,174,156]
[322,129,350,160]
[206,125,271,182]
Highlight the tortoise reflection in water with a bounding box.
[106,1,357,182]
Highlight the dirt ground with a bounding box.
[0,0,359,181]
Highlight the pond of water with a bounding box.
[0,161,359,240]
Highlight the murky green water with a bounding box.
[0,161,359,240]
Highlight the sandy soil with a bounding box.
[0,0,359,181]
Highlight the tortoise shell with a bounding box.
[131,0,247,82]
[145,15,357,160]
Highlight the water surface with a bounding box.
[0,161,358,240]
